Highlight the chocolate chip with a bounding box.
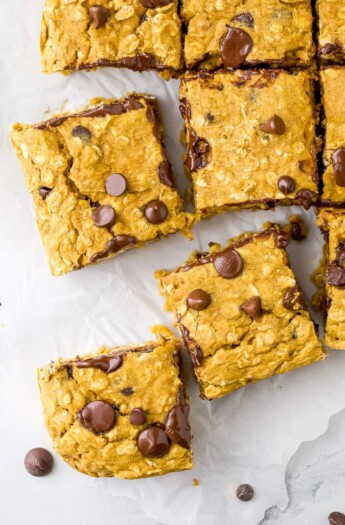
[24,448,53,477]
[76,354,123,373]
[260,115,286,135]
[296,189,316,210]
[121,387,134,396]
[329,512,345,525]
[277,176,295,195]
[283,285,306,310]
[130,408,146,426]
[290,221,305,241]
[236,484,254,502]
[206,112,215,122]
[239,297,262,319]
[158,160,174,187]
[165,388,191,449]
[187,290,211,311]
[220,26,253,68]
[140,0,172,7]
[105,173,127,197]
[89,6,110,29]
[214,248,243,279]
[90,234,137,263]
[137,426,170,458]
[336,243,345,263]
[185,132,211,172]
[92,205,116,227]
[39,187,52,200]
[231,12,254,28]
[77,401,116,435]
[274,230,290,248]
[332,148,345,186]
[66,365,73,379]
[327,264,345,286]
[71,126,91,141]
[144,200,168,224]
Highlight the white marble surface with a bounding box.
[1,1,345,524]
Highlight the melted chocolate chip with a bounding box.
[72,126,91,141]
[231,12,254,28]
[137,426,170,458]
[121,387,134,396]
[107,54,160,71]
[329,512,345,525]
[90,234,136,263]
[24,448,53,477]
[187,290,211,311]
[296,189,316,210]
[260,115,286,135]
[283,285,306,310]
[77,401,116,435]
[92,205,116,227]
[320,43,343,56]
[332,148,345,186]
[165,388,191,449]
[158,160,174,187]
[178,321,203,367]
[327,264,345,286]
[236,484,254,502]
[39,187,52,200]
[274,230,290,248]
[105,173,127,197]
[277,176,295,195]
[66,365,73,379]
[185,130,211,172]
[336,243,345,263]
[239,297,262,319]
[144,200,168,224]
[130,408,146,425]
[220,26,253,68]
[76,354,123,373]
[140,0,172,7]
[214,248,243,279]
[290,221,305,241]
[89,6,110,29]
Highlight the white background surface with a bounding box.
[2,1,345,524]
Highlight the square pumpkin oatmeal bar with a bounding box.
[40,0,182,74]
[10,95,193,276]
[180,69,320,217]
[37,326,192,478]
[181,0,314,70]
[157,227,326,400]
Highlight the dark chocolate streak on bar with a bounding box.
[90,235,137,263]
[34,95,144,130]
[77,53,178,72]
[177,316,203,368]
[319,43,344,56]
[146,103,176,187]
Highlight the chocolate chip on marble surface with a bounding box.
[24,448,53,477]
[89,6,110,29]
[130,408,146,426]
[290,221,305,241]
[105,173,127,197]
[278,176,295,194]
[220,27,253,68]
[214,248,243,278]
[144,200,168,224]
[121,387,134,396]
[260,114,286,135]
[77,401,116,435]
[137,426,170,458]
[76,354,123,373]
[327,264,345,286]
[239,296,262,319]
[92,205,116,227]
[231,12,254,28]
[332,148,345,186]
[187,290,211,311]
[329,512,345,525]
[71,126,91,141]
[39,187,52,200]
[236,484,254,501]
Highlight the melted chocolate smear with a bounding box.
[165,387,191,449]
[185,129,211,172]
[76,354,123,373]
[296,189,317,210]
[90,235,136,263]
[220,26,253,68]
[158,160,174,187]
[179,322,203,367]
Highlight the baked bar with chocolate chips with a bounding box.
[10,94,193,276]
[40,0,182,74]
[315,208,345,349]
[37,326,192,478]
[320,67,345,205]
[180,69,320,217]
[317,1,345,63]
[181,0,314,70]
[157,227,326,400]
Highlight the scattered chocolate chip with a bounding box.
[290,221,305,241]
[105,173,127,197]
[71,126,91,141]
[24,448,53,477]
[327,264,345,286]
[90,234,137,263]
[89,5,110,29]
[158,160,174,187]
[187,289,211,311]
[137,426,170,458]
[336,243,345,263]
[240,296,262,319]
[144,200,168,224]
[77,401,116,435]
[260,114,286,135]
[76,354,123,373]
[236,484,254,502]
[274,230,290,248]
[283,285,306,310]
[329,512,345,525]
[121,387,134,396]
[277,176,295,195]
[165,388,191,449]
[231,12,254,28]
[220,26,253,68]
[332,148,345,186]
[130,408,146,426]
[140,0,172,7]
[214,248,243,279]
[39,187,52,200]
[206,112,215,122]
[296,189,316,210]
[92,205,116,227]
